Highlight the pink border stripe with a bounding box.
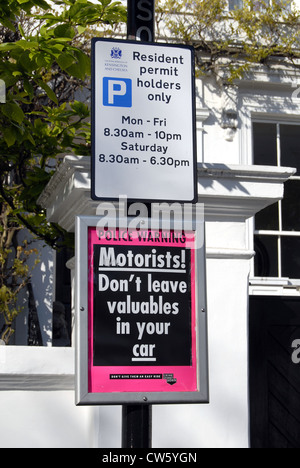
[88,228,198,394]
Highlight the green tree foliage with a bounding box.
[0,0,126,342]
[156,0,300,81]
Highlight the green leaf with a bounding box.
[70,100,89,118]
[1,102,25,124]
[2,127,18,147]
[64,50,90,80]
[26,132,36,145]
[54,24,76,39]
[15,40,39,50]
[17,0,50,7]
[36,80,58,104]
[19,51,36,72]
[77,25,86,34]
[0,17,15,30]
[32,0,51,8]
[56,52,76,71]
[0,43,17,52]
[18,24,26,38]
[33,52,51,68]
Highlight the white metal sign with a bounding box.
[91,39,197,203]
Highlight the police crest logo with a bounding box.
[111,47,122,59]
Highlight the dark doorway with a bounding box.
[249,296,300,448]
[53,247,73,347]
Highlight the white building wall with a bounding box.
[0,391,91,448]
[152,256,250,448]
[0,390,123,448]
[0,65,298,448]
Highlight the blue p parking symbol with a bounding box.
[103,78,132,108]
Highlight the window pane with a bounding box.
[255,203,279,231]
[282,180,300,231]
[229,0,243,9]
[252,0,270,12]
[282,237,300,279]
[279,0,292,13]
[253,123,277,166]
[254,235,278,277]
[280,125,300,175]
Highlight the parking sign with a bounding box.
[91,39,197,203]
[103,78,132,107]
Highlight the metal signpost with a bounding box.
[75,0,209,449]
[124,4,155,445]
[127,0,155,41]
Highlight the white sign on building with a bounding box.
[92,39,197,203]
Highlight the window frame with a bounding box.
[228,0,292,11]
[252,120,300,282]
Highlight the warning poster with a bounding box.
[88,227,198,394]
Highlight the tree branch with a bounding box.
[0,178,58,248]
